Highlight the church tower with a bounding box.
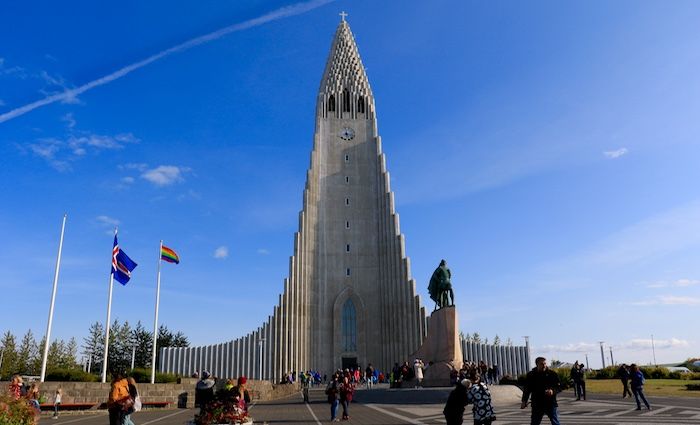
[158,17,428,380]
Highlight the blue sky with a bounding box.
[2,0,699,368]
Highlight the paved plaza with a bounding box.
[39,386,700,425]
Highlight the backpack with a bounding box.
[133,395,142,412]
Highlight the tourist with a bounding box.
[301,372,311,403]
[570,361,583,400]
[26,382,41,425]
[414,358,425,388]
[123,377,140,425]
[443,378,470,425]
[479,361,488,384]
[492,364,500,385]
[52,387,62,419]
[365,363,374,390]
[195,371,216,414]
[8,374,22,400]
[234,376,252,413]
[575,363,586,401]
[108,371,130,425]
[339,375,355,420]
[326,374,340,422]
[520,357,562,425]
[618,364,632,398]
[466,371,496,425]
[630,364,651,410]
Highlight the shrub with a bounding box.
[641,367,670,379]
[46,368,99,382]
[553,368,572,390]
[129,368,179,383]
[0,393,36,425]
[589,366,618,379]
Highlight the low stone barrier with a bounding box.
[0,378,299,409]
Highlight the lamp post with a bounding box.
[599,341,606,368]
[651,334,657,366]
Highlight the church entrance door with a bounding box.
[342,357,357,370]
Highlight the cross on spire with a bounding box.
[339,11,348,22]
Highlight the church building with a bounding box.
[160,17,428,380]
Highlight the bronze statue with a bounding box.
[428,259,454,310]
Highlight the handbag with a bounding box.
[133,395,142,412]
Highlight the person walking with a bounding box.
[630,364,651,410]
[122,377,140,425]
[618,364,632,398]
[466,372,496,425]
[52,388,62,419]
[576,363,586,401]
[195,371,216,415]
[108,371,130,425]
[365,364,374,390]
[521,357,562,425]
[443,379,470,425]
[414,358,425,388]
[339,375,355,420]
[326,373,340,422]
[301,372,311,403]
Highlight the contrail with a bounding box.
[0,0,333,124]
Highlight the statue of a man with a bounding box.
[428,259,454,309]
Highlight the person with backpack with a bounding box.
[630,364,651,410]
[325,373,340,422]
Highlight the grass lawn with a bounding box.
[585,379,700,398]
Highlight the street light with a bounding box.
[599,342,605,369]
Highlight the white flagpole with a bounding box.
[40,213,67,382]
[150,240,163,384]
[101,227,117,383]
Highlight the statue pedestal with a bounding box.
[411,306,463,387]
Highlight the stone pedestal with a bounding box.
[411,306,463,387]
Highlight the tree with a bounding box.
[82,322,104,374]
[493,335,501,346]
[505,337,513,347]
[0,331,18,379]
[17,330,38,374]
[472,332,481,344]
[156,325,189,368]
[131,321,153,369]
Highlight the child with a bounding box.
[53,388,62,419]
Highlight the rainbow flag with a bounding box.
[161,245,180,264]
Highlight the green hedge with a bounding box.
[46,368,99,382]
[129,368,179,383]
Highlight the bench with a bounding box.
[142,401,172,408]
[39,403,96,411]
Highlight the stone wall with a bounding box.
[0,378,299,408]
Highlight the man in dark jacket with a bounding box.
[521,357,562,425]
[618,364,632,398]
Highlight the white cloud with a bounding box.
[0,0,334,124]
[646,278,700,288]
[603,147,628,159]
[120,163,148,172]
[95,215,120,227]
[121,176,135,184]
[61,113,76,128]
[214,246,229,259]
[257,248,270,255]
[24,131,139,170]
[630,295,700,306]
[141,165,191,186]
[540,338,689,353]
[539,342,598,353]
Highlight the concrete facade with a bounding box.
[161,19,427,380]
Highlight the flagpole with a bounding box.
[101,227,117,383]
[151,240,163,384]
[40,214,67,382]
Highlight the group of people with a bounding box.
[456,361,500,386]
[443,368,496,425]
[194,371,251,414]
[618,363,651,410]
[108,371,141,425]
[570,361,586,400]
[7,375,63,422]
[325,369,356,421]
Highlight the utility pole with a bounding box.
[585,353,590,369]
[610,346,615,366]
[651,334,657,366]
[599,341,606,368]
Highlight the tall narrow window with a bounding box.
[346,268,351,277]
[345,176,349,183]
[342,89,351,112]
[345,154,349,162]
[346,244,350,252]
[357,96,365,114]
[345,198,349,206]
[345,221,350,229]
[328,95,335,112]
[342,299,357,351]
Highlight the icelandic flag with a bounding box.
[112,235,138,285]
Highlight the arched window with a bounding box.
[342,299,357,351]
[357,96,365,114]
[328,95,336,112]
[342,89,351,112]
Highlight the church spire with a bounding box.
[318,16,373,119]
